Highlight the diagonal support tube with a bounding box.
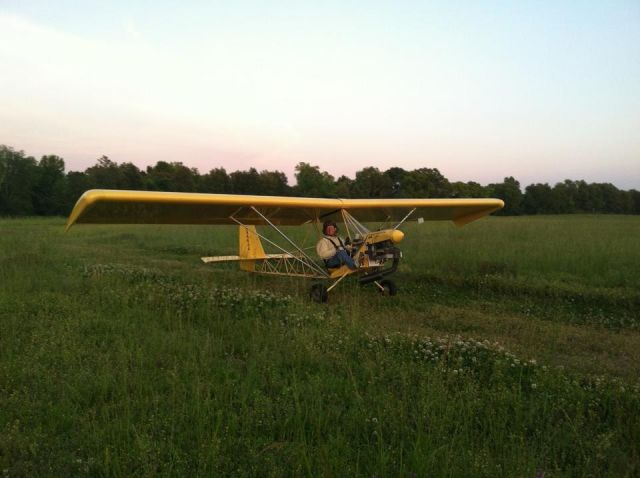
[249,207,330,277]
[393,208,416,230]
[230,216,328,278]
[341,209,369,237]
[327,271,350,292]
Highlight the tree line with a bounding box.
[1,145,638,216]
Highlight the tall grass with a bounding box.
[1,216,639,476]
[404,215,640,288]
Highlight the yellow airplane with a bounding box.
[66,190,503,302]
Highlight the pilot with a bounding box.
[316,220,357,270]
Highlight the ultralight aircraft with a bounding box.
[66,190,503,302]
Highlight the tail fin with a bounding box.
[238,225,266,271]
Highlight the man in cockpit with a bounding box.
[316,220,357,270]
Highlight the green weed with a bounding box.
[1,216,639,476]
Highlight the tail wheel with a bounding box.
[310,283,329,303]
[378,279,397,296]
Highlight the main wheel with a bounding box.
[378,279,397,296]
[310,283,329,303]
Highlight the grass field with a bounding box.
[1,215,639,476]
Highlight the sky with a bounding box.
[0,0,639,188]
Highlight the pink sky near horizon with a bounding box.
[10,139,632,190]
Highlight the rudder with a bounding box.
[238,225,266,271]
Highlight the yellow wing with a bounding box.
[65,189,503,230]
[331,197,504,226]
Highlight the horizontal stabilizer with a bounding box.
[201,253,294,264]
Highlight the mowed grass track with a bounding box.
[1,215,639,477]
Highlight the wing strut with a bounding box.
[341,209,370,239]
[224,207,329,278]
[393,208,416,230]
[248,206,329,278]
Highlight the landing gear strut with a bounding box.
[310,283,328,303]
[374,279,397,296]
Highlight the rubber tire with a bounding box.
[379,279,397,296]
[310,283,329,303]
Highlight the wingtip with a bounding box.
[453,201,504,227]
[64,189,98,232]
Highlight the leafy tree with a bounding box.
[630,190,640,214]
[335,175,354,198]
[451,181,490,198]
[85,157,145,191]
[199,168,231,194]
[584,183,605,213]
[2,143,640,217]
[85,156,124,189]
[65,171,92,213]
[383,167,409,197]
[33,155,66,215]
[570,180,591,212]
[403,168,452,198]
[599,183,630,214]
[489,177,522,215]
[171,164,199,192]
[551,180,578,213]
[0,146,38,215]
[259,170,290,196]
[145,161,198,192]
[522,183,556,214]
[119,162,144,190]
[230,168,262,194]
[293,162,336,198]
[352,167,393,198]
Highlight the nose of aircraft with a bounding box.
[391,229,404,243]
